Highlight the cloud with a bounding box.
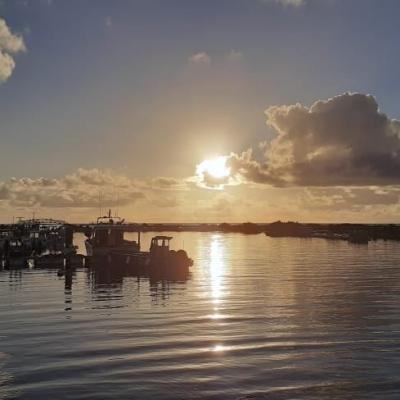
[194,164,240,190]
[0,18,25,83]
[194,192,235,217]
[105,16,112,28]
[227,49,243,61]
[278,0,305,5]
[0,168,145,208]
[188,50,243,69]
[150,177,188,190]
[0,51,15,83]
[149,195,180,208]
[259,0,306,6]
[303,187,400,210]
[0,168,193,211]
[203,171,231,188]
[188,52,211,65]
[228,92,400,187]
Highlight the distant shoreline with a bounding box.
[3,221,400,242]
[66,221,400,242]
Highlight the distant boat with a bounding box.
[348,231,369,245]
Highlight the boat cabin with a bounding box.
[92,226,125,247]
[150,236,172,254]
[91,209,132,247]
[85,210,140,256]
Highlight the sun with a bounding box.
[197,156,231,179]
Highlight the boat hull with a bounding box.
[85,240,139,257]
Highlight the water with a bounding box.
[1,232,400,399]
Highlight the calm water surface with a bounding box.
[1,233,400,399]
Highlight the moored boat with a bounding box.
[84,210,140,257]
[147,236,193,272]
[85,212,193,273]
[114,236,193,272]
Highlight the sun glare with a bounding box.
[197,156,231,179]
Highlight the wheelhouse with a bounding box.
[150,236,172,252]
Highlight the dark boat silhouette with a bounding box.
[85,210,140,257]
[85,210,193,273]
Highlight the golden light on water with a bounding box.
[198,234,229,354]
[197,156,231,179]
[209,234,225,303]
[212,344,226,352]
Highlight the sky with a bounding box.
[1,0,400,223]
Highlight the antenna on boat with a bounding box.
[98,191,102,218]
[116,190,119,218]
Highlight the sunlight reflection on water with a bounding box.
[209,234,226,304]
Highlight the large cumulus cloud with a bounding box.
[228,93,400,187]
[0,18,25,83]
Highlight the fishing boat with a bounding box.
[1,218,77,269]
[84,210,141,257]
[85,211,193,273]
[147,235,193,272]
[113,235,193,274]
